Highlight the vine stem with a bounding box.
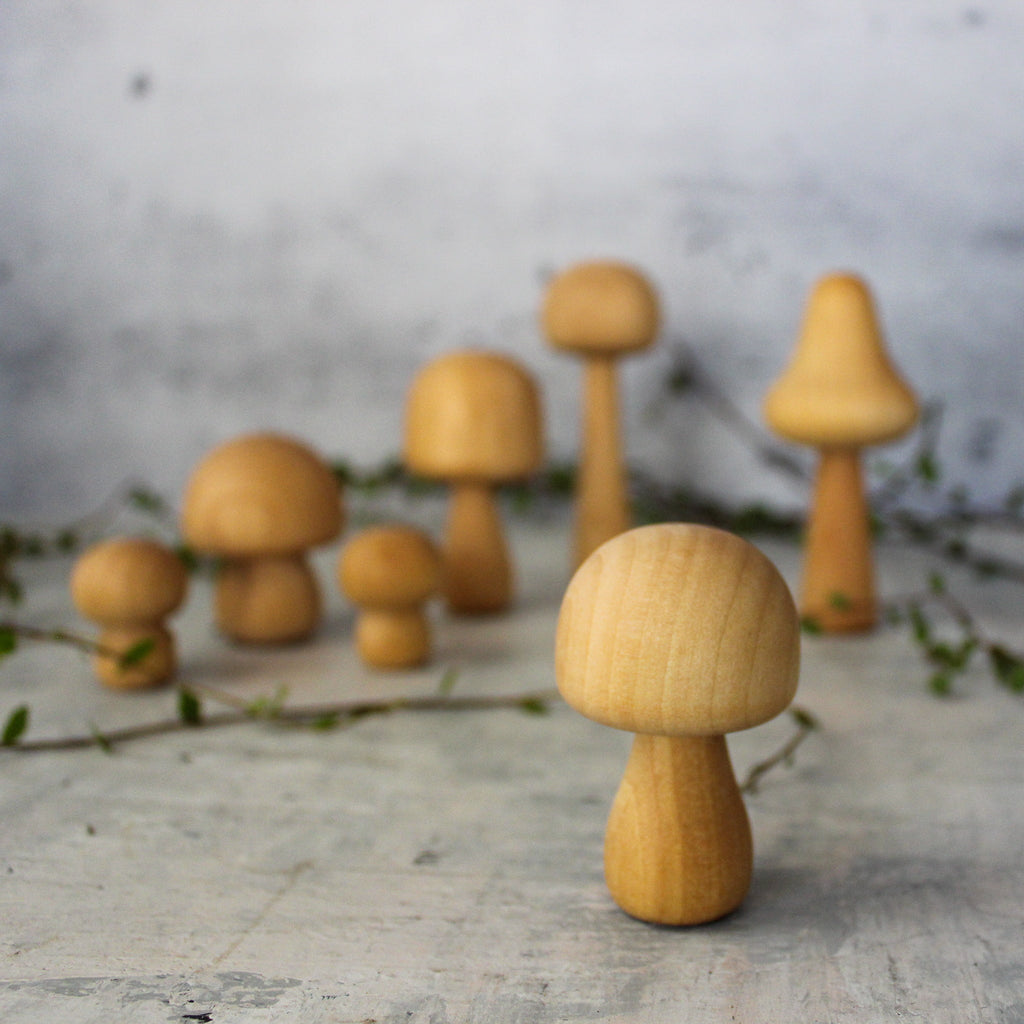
[1,688,563,754]
[739,707,820,795]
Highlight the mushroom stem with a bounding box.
[576,356,630,566]
[604,733,752,926]
[444,481,512,614]
[355,609,431,670]
[801,447,876,632]
[94,625,176,690]
[215,554,322,644]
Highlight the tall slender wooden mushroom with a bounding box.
[180,432,344,644]
[556,524,800,925]
[541,261,660,567]
[403,350,543,614]
[763,273,919,632]
[70,536,189,689]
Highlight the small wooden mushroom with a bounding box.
[70,536,189,689]
[542,261,660,567]
[337,525,441,669]
[403,350,544,614]
[763,273,919,632]
[556,524,800,925]
[180,433,344,644]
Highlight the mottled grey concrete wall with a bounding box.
[2,1,1022,518]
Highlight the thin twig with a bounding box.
[739,706,820,795]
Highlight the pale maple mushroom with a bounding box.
[337,525,441,670]
[180,433,344,644]
[70,536,189,689]
[556,523,800,926]
[403,350,543,614]
[764,273,919,632]
[541,260,660,566]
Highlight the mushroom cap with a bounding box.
[180,433,344,556]
[403,350,544,482]
[338,525,441,608]
[556,524,800,736]
[542,260,660,356]
[763,273,920,447]
[71,536,188,625]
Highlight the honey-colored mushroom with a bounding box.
[180,432,344,643]
[556,524,800,925]
[337,525,441,669]
[70,536,189,689]
[403,350,544,614]
[542,261,660,566]
[763,273,919,632]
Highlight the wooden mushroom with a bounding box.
[541,261,660,567]
[556,524,800,925]
[337,525,441,669]
[403,350,544,614]
[763,273,919,632]
[180,432,344,644]
[70,536,189,689]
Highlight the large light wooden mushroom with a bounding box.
[70,536,189,689]
[180,433,344,644]
[403,350,544,614]
[556,524,800,925]
[763,273,919,632]
[542,261,660,567]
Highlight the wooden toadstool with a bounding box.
[541,261,660,567]
[763,273,919,632]
[70,536,189,689]
[180,432,344,644]
[556,523,800,925]
[403,350,544,614]
[337,525,441,669]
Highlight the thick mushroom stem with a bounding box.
[215,554,321,644]
[444,481,511,614]
[355,610,431,669]
[604,733,752,926]
[576,356,630,566]
[801,447,876,632]
[93,625,177,690]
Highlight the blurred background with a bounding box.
[2,0,1021,521]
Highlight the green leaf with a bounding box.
[915,451,941,485]
[928,671,953,696]
[246,685,289,719]
[827,591,852,611]
[437,668,459,697]
[127,487,166,514]
[988,646,1024,693]
[178,688,203,725]
[928,571,946,595]
[118,638,155,669]
[800,616,823,635]
[0,627,18,658]
[908,604,932,645]
[2,704,29,746]
[310,713,340,731]
[789,706,820,731]
[519,698,550,716]
[90,724,114,754]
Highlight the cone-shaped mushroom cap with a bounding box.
[71,537,188,625]
[542,260,660,356]
[556,524,800,736]
[181,433,343,556]
[403,350,544,481]
[338,525,441,607]
[763,273,919,446]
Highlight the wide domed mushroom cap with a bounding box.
[403,350,544,482]
[181,433,343,556]
[71,536,188,625]
[542,261,660,356]
[763,273,919,447]
[556,524,800,736]
[338,525,441,607]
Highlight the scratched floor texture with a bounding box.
[1,519,1023,1022]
